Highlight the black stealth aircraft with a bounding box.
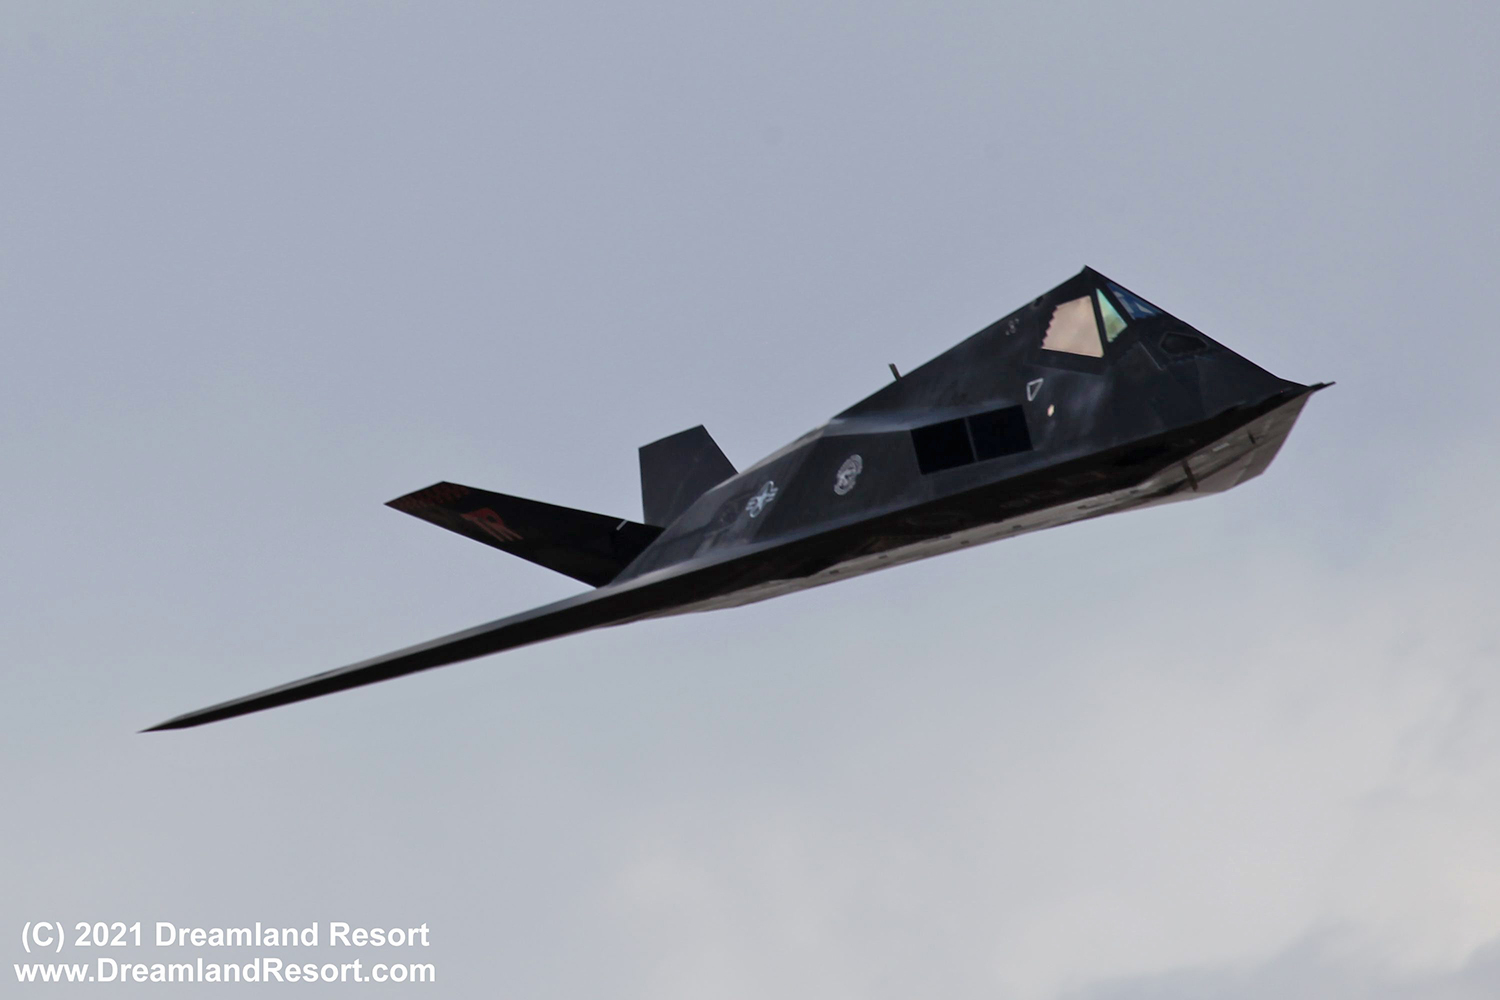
[148,269,1326,730]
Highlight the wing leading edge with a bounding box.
[143,586,657,731]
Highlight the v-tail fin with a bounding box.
[387,482,661,587]
[639,426,736,527]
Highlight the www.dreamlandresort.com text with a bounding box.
[14,921,436,986]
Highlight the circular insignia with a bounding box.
[833,454,863,495]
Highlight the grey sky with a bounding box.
[3,2,1498,997]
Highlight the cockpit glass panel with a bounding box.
[1096,289,1128,342]
[1107,282,1160,321]
[1041,296,1103,357]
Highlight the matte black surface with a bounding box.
[639,425,738,527]
[386,482,661,587]
[912,418,976,474]
[968,405,1032,461]
[148,268,1327,731]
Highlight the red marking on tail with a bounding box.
[462,508,523,543]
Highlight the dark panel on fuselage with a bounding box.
[753,429,927,542]
[911,418,976,473]
[969,405,1032,461]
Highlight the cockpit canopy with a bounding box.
[1040,282,1161,358]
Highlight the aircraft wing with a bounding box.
[144,587,654,731]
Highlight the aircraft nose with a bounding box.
[1167,329,1303,418]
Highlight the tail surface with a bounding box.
[387,482,661,587]
[639,426,736,527]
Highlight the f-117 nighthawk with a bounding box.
[148,268,1325,730]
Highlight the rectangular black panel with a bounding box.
[967,405,1032,460]
[911,418,975,474]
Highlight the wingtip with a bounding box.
[386,481,467,514]
[141,708,216,732]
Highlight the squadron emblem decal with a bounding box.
[833,454,863,495]
[745,480,778,518]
